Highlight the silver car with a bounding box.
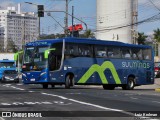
[1,70,19,83]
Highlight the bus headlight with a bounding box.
[40,72,46,76]
[4,76,10,79]
[22,73,27,77]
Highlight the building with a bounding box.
[96,0,138,44]
[0,4,38,51]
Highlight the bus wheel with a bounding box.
[103,85,115,90]
[65,75,73,89]
[51,84,55,88]
[42,84,48,89]
[122,77,135,90]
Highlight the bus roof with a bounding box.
[26,37,152,49]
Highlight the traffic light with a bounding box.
[38,5,44,17]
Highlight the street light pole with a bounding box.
[24,2,40,38]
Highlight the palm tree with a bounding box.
[80,29,95,38]
[153,28,160,42]
[153,28,160,56]
[137,32,147,45]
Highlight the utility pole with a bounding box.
[65,0,69,36]
[132,0,138,44]
[71,6,74,37]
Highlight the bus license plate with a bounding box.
[30,78,35,81]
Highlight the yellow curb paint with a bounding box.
[155,88,160,92]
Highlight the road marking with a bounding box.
[28,91,34,93]
[2,85,25,91]
[152,101,160,104]
[66,93,82,95]
[10,86,25,91]
[130,97,138,100]
[16,84,23,86]
[68,98,136,117]
[0,117,5,120]
[41,92,68,100]
[0,101,71,106]
[40,92,135,117]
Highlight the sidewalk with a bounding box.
[135,78,160,90]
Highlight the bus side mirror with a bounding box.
[44,50,49,59]
[14,51,23,61]
[14,53,18,61]
[44,48,56,59]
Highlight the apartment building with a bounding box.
[0,4,38,51]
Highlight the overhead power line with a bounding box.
[96,13,160,32]
[149,0,160,11]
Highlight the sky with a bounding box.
[0,0,160,35]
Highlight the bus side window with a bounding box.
[137,49,143,60]
[95,45,107,57]
[121,48,131,59]
[107,47,121,58]
[107,48,114,58]
[65,43,78,59]
[78,45,92,57]
[143,49,151,60]
[131,48,142,60]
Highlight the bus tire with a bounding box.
[122,77,135,90]
[65,75,74,89]
[42,84,48,89]
[103,85,115,90]
[51,84,55,88]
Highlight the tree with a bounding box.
[80,29,95,38]
[0,39,4,52]
[153,28,160,42]
[7,38,18,52]
[153,28,160,56]
[137,32,147,45]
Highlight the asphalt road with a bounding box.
[0,79,160,120]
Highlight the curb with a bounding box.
[155,88,160,92]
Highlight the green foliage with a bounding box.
[137,32,147,45]
[39,30,95,39]
[80,29,95,38]
[153,28,160,43]
[7,39,18,52]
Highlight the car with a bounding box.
[1,70,19,83]
[155,62,160,78]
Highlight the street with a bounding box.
[0,79,160,120]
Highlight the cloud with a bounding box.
[0,1,17,10]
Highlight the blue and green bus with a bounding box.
[20,38,154,90]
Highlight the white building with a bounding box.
[0,4,38,51]
[96,0,138,44]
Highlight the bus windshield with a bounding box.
[0,62,15,68]
[23,46,50,71]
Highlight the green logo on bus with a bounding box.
[78,61,121,84]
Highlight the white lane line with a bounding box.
[130,97,138,100]
[152,101,160,104]
[41,92,68,100]
[28,91,34,93]
[16,84,23,86]
[10,86,25,91]
[69,98,122,112]
[41,92,135,117]
[2,85,25,91]
[0,117,5,120]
